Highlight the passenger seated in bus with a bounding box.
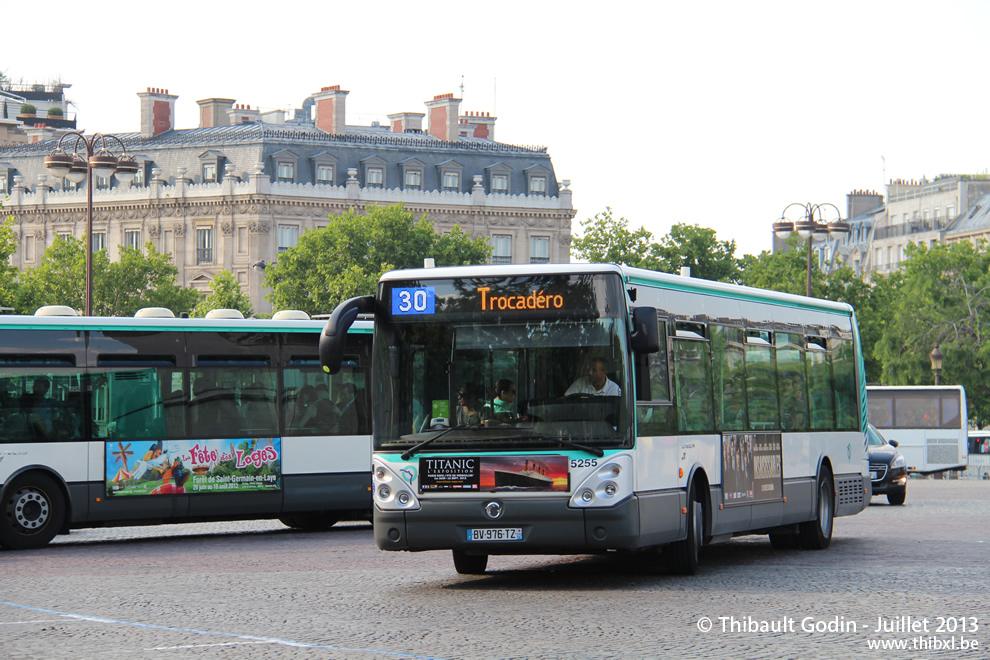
[288,385,319,432]
[335,383,360,434]
[565,357,621,397]
[484,379,518,421]
[455,384,482,427]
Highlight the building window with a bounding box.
[277,162,295,182]
[492,235,512,265]
[947,204,955,219]
[278,225,298,254]
[197,227,213,265]
[442,172,459,191]
[316,165,334,185]
[529,176,547,195]
[24,235,35,262]
[367,167,384,187]
[530,236,550,263]
[96,176,111,190]
[405,170,422,189]
[1,176,9,194]
[92,232,107,252]
[237,226,248,255]
[491,174,508,193]
[124,230,141,250]
[203,163,217,182]
[132,165,145,187]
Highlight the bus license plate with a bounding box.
[467,528,523,542]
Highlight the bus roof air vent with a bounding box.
[204,308,245,319]
[134,307,176,318]
[272,310,310,320]
[34,305,78,317]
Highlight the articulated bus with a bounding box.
[320,264,870,575]
[967,431,990,480]
[866,385,968,476]
[0,309,372,550]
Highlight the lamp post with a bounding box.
[929,343,944,386]
[44,132,137,316]
[772,202,850,297]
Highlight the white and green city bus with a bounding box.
[866,385,969,476]
[0,309,372,550]
[320,264,870,574]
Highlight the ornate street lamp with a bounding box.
[772,202,850,297]
[929,343,944,386]
[45,132,137,316]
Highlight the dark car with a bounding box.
[867,423,907,505]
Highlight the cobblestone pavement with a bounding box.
[1,480,987,659]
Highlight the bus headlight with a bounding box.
[372,458,421,511]
[569,455,633,508]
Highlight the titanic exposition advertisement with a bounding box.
[105,438,282,496]
[419,455,569,492]
[721,432,782,506]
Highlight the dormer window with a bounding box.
[442,171,460,191]
[316,165,334,185]
[203,163,217,182]
[491,174,508,193]
[277,162,295,182]
[367,167,384,187]
[405,170,422,189]
[529,176,547,195]
[198,150,226,184]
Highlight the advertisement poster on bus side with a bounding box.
[105,438,282,497]
[419,455,569,492]
[721,433,782,506]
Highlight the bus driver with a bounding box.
[565,357,621,397]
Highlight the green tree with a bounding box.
[874,240,990,426]
[191,270,253,318]
[651,223,740,283]
[571,208,655,267]
[0,209,19,309]
[17,237,200,316]
[737,235,825,296]
[265,203,490,315]
[571,208,740,282]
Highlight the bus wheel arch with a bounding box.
[0,469,69,550]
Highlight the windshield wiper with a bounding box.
[400,426,460,460]
[480,433,605,458]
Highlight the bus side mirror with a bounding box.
[630,307,660,354]
[320,295,374,374]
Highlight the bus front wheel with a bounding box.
[667,483,703,575]
[798,468,834,550]
[452,550,488,575]
[279,513,339,530]
[0,473,66,550]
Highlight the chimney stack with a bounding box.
[227,103,260,125]
[388,112,425,133]
[197,98,235,128]
[459,110,497,141]
[313,85,348,135]
[137,87,178,138]
[426,93,461,142]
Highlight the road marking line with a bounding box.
[148,641,277,650]
[0,601,443,659]
[0,620,62,625]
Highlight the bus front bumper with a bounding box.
[374,492,683,554]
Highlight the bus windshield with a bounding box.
[373,275,631,453]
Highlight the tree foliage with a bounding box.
[265,203,491,315]
[873,241,990,426]
[191,270,253,318]
[571,208,740,282]
[0,207,19,309]
[16,237,200,316]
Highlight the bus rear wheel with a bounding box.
[452,550,488,575]
[798,468,834,550]
[0,473,65,550]
[279,513,339,530]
